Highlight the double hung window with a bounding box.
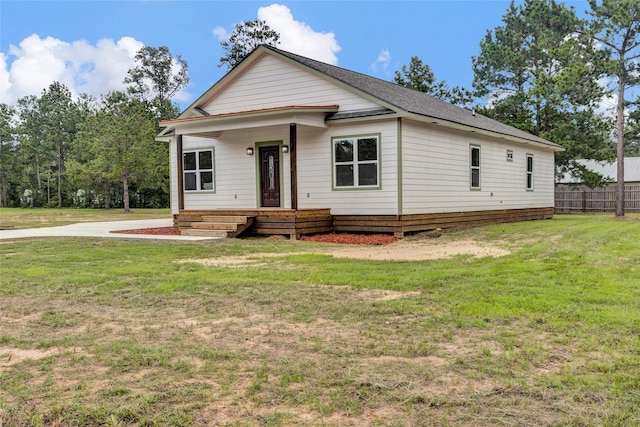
[183,149,214,191]
[526,154,534,190]
[333,135,380,189]
[470,145,481,189]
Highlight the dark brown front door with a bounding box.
[259,146,281,207]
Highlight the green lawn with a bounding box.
[1,214,639,426]
[0,208,170,228]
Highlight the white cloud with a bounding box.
[1,34,145,105]
[370,49,391,74]
[258,4,341,65]
[0,53,11,100]
[213,4,341,66]
[212,26,230,42]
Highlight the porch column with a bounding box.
[290,123,298,210]
[177,135,184,210]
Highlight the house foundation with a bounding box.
[174,207,554,239]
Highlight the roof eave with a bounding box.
[157,105,340,138]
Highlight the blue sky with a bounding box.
[1,0,592,111]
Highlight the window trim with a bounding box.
[183,147,215,193]
[331,133,381,190]
[526,153,534,191]
[470,144,481,190]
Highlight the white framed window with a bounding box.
[183,148,214,192]
[332,134,380,189]
[506,150,514,162]
[526,154,534,191]
[470,145,481,189]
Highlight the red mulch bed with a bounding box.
[300,233,398,245]
[111,227,182,235]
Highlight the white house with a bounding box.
[157,46,564,238]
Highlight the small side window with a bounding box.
[526,154,534,191]
[470,145,481,189]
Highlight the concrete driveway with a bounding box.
[0,219,218,241]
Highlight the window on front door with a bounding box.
[259,145,281,207]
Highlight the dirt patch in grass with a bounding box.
[1,347,58,367]
[328,238,510,261]
[178,237,510,266]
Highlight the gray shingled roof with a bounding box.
[265,46,560,149]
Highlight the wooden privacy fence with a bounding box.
[555,184,640,213]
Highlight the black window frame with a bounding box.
[332,134,381,190]
[183,148,215,192]
[470,145,481,190]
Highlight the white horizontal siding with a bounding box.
[401,120,556,214]
[177,121,399,215]
[296,119,399,215]
[172,118,556,217]
[203,54,381,115]
[180,129,291,210]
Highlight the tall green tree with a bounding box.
[15,83,81,207]
[41,82,80,207]
[627,100,640,156]
[218,19,280,69]
[78,92,165,212]
[16,95,54,206]
[66,95,109,208]
[586,0,640,216]
[0,103,18,207]
[472,0,613,184]
[124,46,188,121]
[394,56,473,107]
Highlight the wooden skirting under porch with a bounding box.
[334,207,554,237]
[174,207,554,239]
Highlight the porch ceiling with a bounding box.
[158,105,339,139]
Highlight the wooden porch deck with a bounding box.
[174,207,554,239]
[174,209,333,239]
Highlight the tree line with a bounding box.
[0,47,188,210]
[1,0,638,215]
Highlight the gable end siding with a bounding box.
[202,55,382,115]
